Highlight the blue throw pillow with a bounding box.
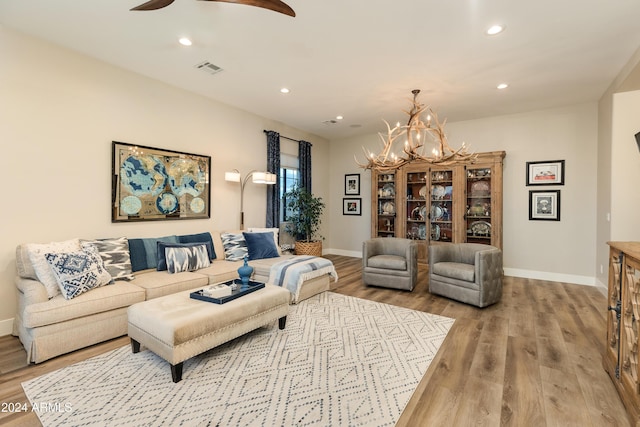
[157,241,215,271]
[243,232,280,261]
[128,235,179,272]
[178,232,216,260]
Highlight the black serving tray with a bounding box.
[190,280,265,304]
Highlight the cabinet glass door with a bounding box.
[375,172,396,237]
[430,169,454,242]
[466,166,493,244]
[405,171,427,241]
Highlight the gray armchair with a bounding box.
[362,238,418,291]
[429,243,503,307]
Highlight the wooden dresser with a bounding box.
[605,241,640,425]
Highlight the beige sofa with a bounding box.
[13,231,331,364]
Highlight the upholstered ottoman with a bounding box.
[127,284,290,382]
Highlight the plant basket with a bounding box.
[295,240,322,257]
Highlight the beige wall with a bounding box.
[595,48,640,290]
[611,90,640,240]
[329,103,599,284]
[0,27,330,334]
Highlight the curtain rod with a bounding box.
[263,129,312,145]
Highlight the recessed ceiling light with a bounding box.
[497,83,509,89]
[178,37,192,46]
[280,88,290,94]
[486,25,505,36]
[336,115,343,120]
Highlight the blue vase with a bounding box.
[237,256,253,286]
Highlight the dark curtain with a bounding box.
[299,140,312,193]
[265,130,281,228]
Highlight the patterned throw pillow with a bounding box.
[156,241,215,271]
[221,233,248,261]
[178,232,216,260]
[81,237,134,281]
[165,244,211,274]
[44,245,112,300]
[26,238,82,299]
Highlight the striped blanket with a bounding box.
[268,256,338,300]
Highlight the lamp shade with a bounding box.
[225,171,241,182]
[252,172,267,183]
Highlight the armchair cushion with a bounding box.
[432,262,474,282]
[368,254,407,271]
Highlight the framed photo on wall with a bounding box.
[529,190,560,221]
[344,174,360,195]
[112,141,211,222]
[343,198,362,215]
[526,160,565,185]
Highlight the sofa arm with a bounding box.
[475,247,503,285]
[405,242,417,273]
[15,277,49,305]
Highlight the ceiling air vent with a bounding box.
[195,61,223,75]
[322,119,338,125]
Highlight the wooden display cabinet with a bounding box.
[371,171,397,238]
[370,151,505,264]
[605,241,640,425]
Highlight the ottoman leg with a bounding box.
[171,363,184,383]
[279,316,287,330]
[130,338,140,354]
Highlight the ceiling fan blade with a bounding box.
[202,0,295,17]
[131,0,176,11]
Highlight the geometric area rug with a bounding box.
[22,292,454,427]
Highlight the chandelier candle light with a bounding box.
[356,89,476,172]
[225,169,276,230]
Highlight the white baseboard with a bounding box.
[0,318,14,337]
[322,251,598,287]
[325,248,362,258]
[503,267,596,286]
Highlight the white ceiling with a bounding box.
[2,0,640,140]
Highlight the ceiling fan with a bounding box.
[130,0,295,17]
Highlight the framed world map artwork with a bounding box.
[112,141,211,222]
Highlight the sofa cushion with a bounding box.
[196,261,244,285]
[165,244,211,274]
[128,235,179,272]
[243,232,280,260]
[221,233,248,261]
[22,281,145,328]
[157,241,215,271]
[129,271,209,300]
[432,262,475,282]
[81,237,134,281]
[368,254,407,271]
[45,245,113,300]
[25,238,82,299]
[177,232,216,260]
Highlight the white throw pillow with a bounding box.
[26,238,81,298]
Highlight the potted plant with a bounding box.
[283,186,325,256]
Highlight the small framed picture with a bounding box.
[343,198,362,215]
[526,160,565,185]
[529,190,560,221]
[344,174,360,195]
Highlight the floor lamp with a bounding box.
[225,169,276,230]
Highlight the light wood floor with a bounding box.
[0,255,630,426]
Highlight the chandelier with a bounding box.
[356,89,476,172]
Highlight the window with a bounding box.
[280,167,299,222]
